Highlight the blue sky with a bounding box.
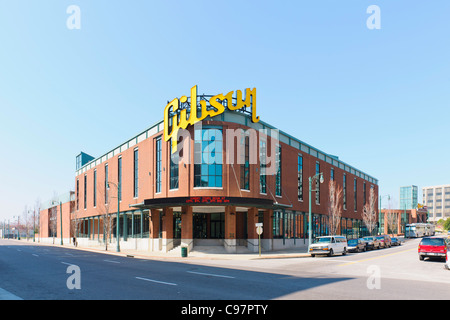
[1,1,449,221]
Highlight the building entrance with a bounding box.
[210,212,224,239]
[193,213,207,239]
[193,212,224,239]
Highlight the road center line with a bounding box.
[186,270,235,279]
[103,259,120,264]
[338,248,417,266]
[135,277,177,286]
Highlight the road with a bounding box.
[0,237,449,301]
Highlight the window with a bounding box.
[93,170,97,207]
[76,178,79,211]
[194,128,223,188]
[363,182,366,205]
[275,145,281,196]
[170,143,179,190]
[315,162,320,204]
[298,154,303,201]
[118,157,122,201]
[343,174,347,210]
[76,154,82,171]
[273,211,283,238]
[104,164,109,204]
[134,148,139,197]
[330,168,334,181]
[84,174,87,209]
[354,178,357,211]
[260,140,267,194]
[155,137,162,193]
[240,135,250,190]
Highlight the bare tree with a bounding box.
[70,198,82,247]
[386,199,398,235]
[362,187,378,235]
[34,198,41,242]
[328,180,343,235]
[96,181,116,251]
[49,192,60,244]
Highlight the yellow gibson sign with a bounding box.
[164,85,259,153]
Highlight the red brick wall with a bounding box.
[74,120,378,223]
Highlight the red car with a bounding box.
[418,237,448,261]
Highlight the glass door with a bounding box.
[210,213,224,239]
[193,213,207,239]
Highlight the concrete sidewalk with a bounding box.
[10,238,311,261]
[9,236,411,261]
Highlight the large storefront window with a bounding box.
[194,128,223,187]
[275,145,282,196]
[260,140,267,194]
[273,211,308,239]
[155,137,162,193]
[169,143,179,189]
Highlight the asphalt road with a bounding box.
[0,237,449,301]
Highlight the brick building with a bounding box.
[380,208,428,235]
[40,88,379,253]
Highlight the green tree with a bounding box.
[443,218,450,231]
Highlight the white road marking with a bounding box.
[103,259,120,264]
[186,270,235,279]
[135,277,177,286]
[0,288,22,300]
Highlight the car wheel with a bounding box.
[342,248,347,256]
[419,255,424,261]
[311,254,315,257]
[327,249,334,257]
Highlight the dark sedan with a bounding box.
[348,238,367,253]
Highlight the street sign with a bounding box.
[256,226,263,235]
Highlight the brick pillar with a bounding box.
[225,206,237,253]
[162,207,173,252]
[247,207,258,252]
[149,209,160,251]
[262,209,273,251]
[181,206,193,251]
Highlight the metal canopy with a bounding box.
[129,196,291,210]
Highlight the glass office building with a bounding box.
[400,186,418,210]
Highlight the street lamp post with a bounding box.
[308,172,324,248]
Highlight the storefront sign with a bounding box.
[186,196,230,204]
[164,85,259,153]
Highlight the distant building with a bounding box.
[399,185,418,210]
[39,191,75,242]
[422,185,450,222]
[380,208,428,235]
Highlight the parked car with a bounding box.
[362,236,381,250]
[376,234,392,248]
[309,236,348,257]
[418,237,448,261]
[347,238,366,253]
[391,237,401,246]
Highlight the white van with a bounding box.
[309,236,348,257]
